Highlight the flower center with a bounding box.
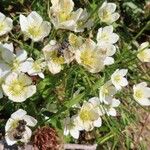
[114,75,121,83]
[102,10,111,21]
[101,33,109,41]
[134,89,143,99]
[0,22,5,32]
[8,79,26,96]
[47,50,65,64]
[80,109,91,121]
[28,26,42,38]
[59,12,70,22]
[80,50,94,67]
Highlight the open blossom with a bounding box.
[137,42,150,62]
[20,11,51,42]
[5,109,37,146]
[42,40,66,74]
[76,97,102,131]
[98,2,120,24]
[100,98,120,116]
[74,9,93,32]
[64,116,82,139]
[97,25,119,45]
[99,80,117,104]
[22,58,46,78]
[2,72,36,102]
[0,43,29,73]
[133,82,150,106]
[0,12,13,36]
[98,42,116,65]
[75,39,105,73]
[49,0,83,32]
[111,69,128,90]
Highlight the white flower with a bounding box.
[2,72,36,102]
[97,25,119,45]
[75,39,105,73]
[137,42,150,62]
[22,58,46,78]
[5,109,37,146]
[74,9,94,32]
[0,12,13,36]
[0,43,29,73]
[43,40,74,74]
[133,82,150,106]
[76,97,102,131]
[42,40,69,74]
[98,2,120,24]
[98,42,116,65]
[100,98,120,116]
[111,69,128,90]
[49,0,83,32]
[20,11,51,42]
[64,116,82,139]
[99,80,117,104]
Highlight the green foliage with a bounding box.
[0,0,150,149]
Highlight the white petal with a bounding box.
[103,25,113,34]
[120,78,128,87]
[23,115,37,127]
[20,61,32,73]
[5,118,14,132]
[4,72,18,85]
[143,87,150,98]
[110,33,119,44]
[111,13,120,22]
[2,48,15,64]
[104,57,114,65]
[88,97,100,106]
[93,117,102,127]
[118,69,128,76]
[0,12,5,21]
[70,129,79,139]
[11,109,27,120]
[137,98,150,106]
[111,98,120,107]
[16,50,27,62]
[3,43,14,52]
[47,61,62,74]
[5,134,17,146]
[20,126,32,143]
[64,128,69,136]
[25,85,36,98]
[40,21,51,38]
[108,108,116,116]
[18,73,32,85]
[106,3,116,13]
[83,121,93,131]
[38,72,45,78]
[19,14,29,31]
[27,11,43,26]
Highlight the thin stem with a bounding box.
[132,21,150,41]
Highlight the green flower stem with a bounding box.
[132,20,150,42]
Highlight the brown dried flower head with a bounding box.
[32,126,63,150]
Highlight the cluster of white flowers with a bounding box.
[0,0,149,145]
[63,69,128,139]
